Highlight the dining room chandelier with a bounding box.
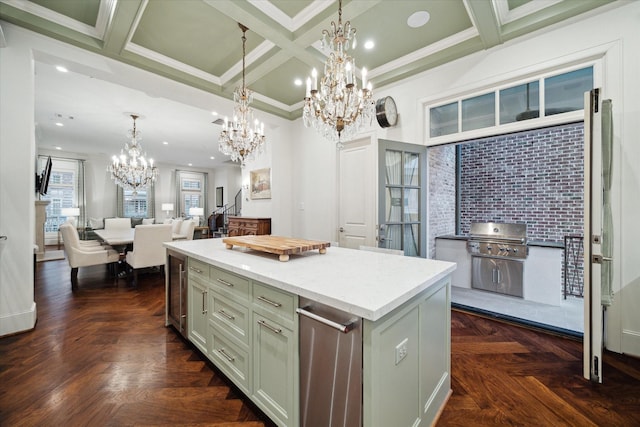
[302,0,374,146]
[218,23,266,167]
[108,114,158,196]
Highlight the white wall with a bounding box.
[241,119,295,237]
[289,2,640,354]
[0,31,37,336]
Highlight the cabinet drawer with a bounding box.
[209,324,250,393]
[188,258,210,281]
[210,291,250,346]
[210,266,250,301]
[253,282,295,322]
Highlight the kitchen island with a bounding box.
[164,238,456,427]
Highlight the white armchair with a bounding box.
[174,219,196,240]
[59,222,120,288]
[125,224,173,286]
[105,217,131,230]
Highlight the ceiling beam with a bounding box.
[464,0,502,49]
[204,0,382,91]
[102,0,144,55]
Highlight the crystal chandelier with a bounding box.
[108,114,158,195]
[302,0,374,146]
[219,23,266,167]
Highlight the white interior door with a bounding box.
[338,137,375,249]
[584,88,613,383]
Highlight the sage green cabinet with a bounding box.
[188,276,208,354]
[187,259,299,427]
[252,309,297,427]
[188,259,210,355]
[362,278,450,427]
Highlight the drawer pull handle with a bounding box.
[257,319,282,334]
[189,266,203,274]
[217,348,235,362]
[257,296,282,308]
[216,278,234,287]
[202,290,207,314]
[218,309,235,321]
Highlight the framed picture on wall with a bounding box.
[216,187,223,207]
[250,168,271,200]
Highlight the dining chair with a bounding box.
[104,217,132,230]
[59,222,120,289]
[125,224,173,286]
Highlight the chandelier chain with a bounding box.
[218,23,266,167]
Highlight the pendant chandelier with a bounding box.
[108,114,158,195]
[219,23,266,167]
[302,0,374,146]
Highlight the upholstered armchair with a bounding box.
[62,220,107,249]
[125,224,173,286]
[174,219,196,240]
[59,222,120,288]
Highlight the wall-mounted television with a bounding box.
[36,156,52,196]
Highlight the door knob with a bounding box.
[339,227,344,232]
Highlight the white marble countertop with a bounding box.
[164,238,456,321]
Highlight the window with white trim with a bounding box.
[429,66,593,139]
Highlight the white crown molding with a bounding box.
[494,0,563,26]
[248,0,333,32]
[369,27,479,79]
[220,39,276,85]
[124,42,222,85]
[0,0,113,40]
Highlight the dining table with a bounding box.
[94,228,187,247]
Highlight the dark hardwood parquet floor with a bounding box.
[0,258,274,427]
[1,256,640,426]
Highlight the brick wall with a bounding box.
[428,122,585,296]
[428,145,456,258]
[459,122,584,242]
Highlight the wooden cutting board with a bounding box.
[222,235,330,262]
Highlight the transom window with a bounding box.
[429,66,593,138]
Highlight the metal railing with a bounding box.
[563,235,584,299]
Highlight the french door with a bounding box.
[584,88,613,383]
[377,140,427,257]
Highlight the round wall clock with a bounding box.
[375,96,398,128]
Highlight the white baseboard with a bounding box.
[622,329,640,358]
[0,302,37,337]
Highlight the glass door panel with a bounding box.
[378,140,427,257]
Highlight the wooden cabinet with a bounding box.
[227,216,271,237]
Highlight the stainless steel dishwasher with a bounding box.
[297,297,362,427]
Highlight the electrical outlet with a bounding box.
[395,338,408,365]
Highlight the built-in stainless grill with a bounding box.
[467,222,528,298]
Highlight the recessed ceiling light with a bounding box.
[407,11,430,28]
[55,65,68,73]
[210,156,215,160]
[55,146,62,150]
[211,111,218,116]
[188,163,193,167]
[364,40,375,50]
[163,141,169,145]
[55,122,64,127]
[294,78,303,86]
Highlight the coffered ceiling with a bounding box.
[1,0,616,119]
[0,0,619,168]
